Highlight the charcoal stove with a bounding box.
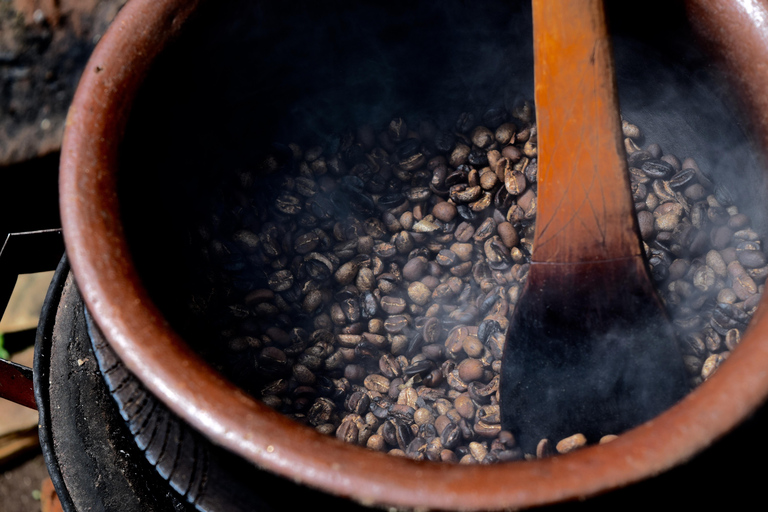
[4,0,768,510]
[32,256,366,512]
[5,244,768,511]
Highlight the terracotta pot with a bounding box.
[58,0,768,509]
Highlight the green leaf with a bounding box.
[0,332,9,360]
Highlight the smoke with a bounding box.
[202,0,535,147]
[500,261,691,453]
[607,0,768,232]
[116,0,767,455]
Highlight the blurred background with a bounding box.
[0,1,126,511]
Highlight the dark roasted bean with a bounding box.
[206,101,764,465]
[477,319,501,344]
[440,423,461,449]
[395,421,414,450]
[669,168,696,188]
[641,159,674,179]
[336,419,359,444]
[403,359,435,377]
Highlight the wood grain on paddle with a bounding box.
[532,0,641,263]
[500,0,689,452]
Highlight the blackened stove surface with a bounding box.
[34,257,193,512]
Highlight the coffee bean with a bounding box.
[728,213,750,230]
[728,261,758,300]
[504,169,527,195]
[408,282,432,306]
[496,222,519,248]
[364,374,391,394]
[702,353,727,380]
[556,433,587,454]
[641,159,674,178]
[471,126,494,149]
[434,249,456,267]
[336,418,360,444]
[401,256,428,281]
[204,103,765,465]
[453,394,476,420]
[432,201,457,222]
[654,212,680,232]
[380,296,407,315]
[457,358,485,383]
[384,315,410,333]
[669,168,695,188]
[738,249,767,268]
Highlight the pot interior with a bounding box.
[116,0,767,462]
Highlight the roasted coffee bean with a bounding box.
[493,122,515,145]
[738,249,767,268]
[497,222,519,248]
[432,201,457,222]
[400,256,427,283]
[669,168,696,188]
[714,183,735,206]
[628,149,653,166]
[640,159,674,179]
[405,331,426,355]
[477,319,501,344]
[381,296,407,314]
[471,126,495,148]
[379,354,403,379]
[412,219,440,233]
[384,315,410,333]
[449,144,471,167]
[336,418,360,444]
[440,423,462,449]
[450,184,482,203]
[556,433,587,454]
[403,359,435,378]
[380,419,398,446]
[457,359,485,383]
[408,281,432,306]
[378,193,406,210]
[395,421,414,450]
[390,403,416,425]
[504,168,527,195]
[420,316,441,343]
[406,437,428,460]
[206,103,764,465]
[345,390,371,415]
[364,374,391,393]
[473,218,496,242]
[267,270,294,292]
[436,249,459,267]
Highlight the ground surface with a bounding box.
[0,0,126,165]
[0,453,47,512]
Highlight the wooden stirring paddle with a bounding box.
[500,0,690,454]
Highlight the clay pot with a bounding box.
[58,0,768,509]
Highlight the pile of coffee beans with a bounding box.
[190,102,765,463]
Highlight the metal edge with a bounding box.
[33,254,77,512]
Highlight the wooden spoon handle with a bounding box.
[531,0,640,264]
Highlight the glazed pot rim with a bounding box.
[58,0,768,509]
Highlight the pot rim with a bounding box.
[58,0,768,509]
